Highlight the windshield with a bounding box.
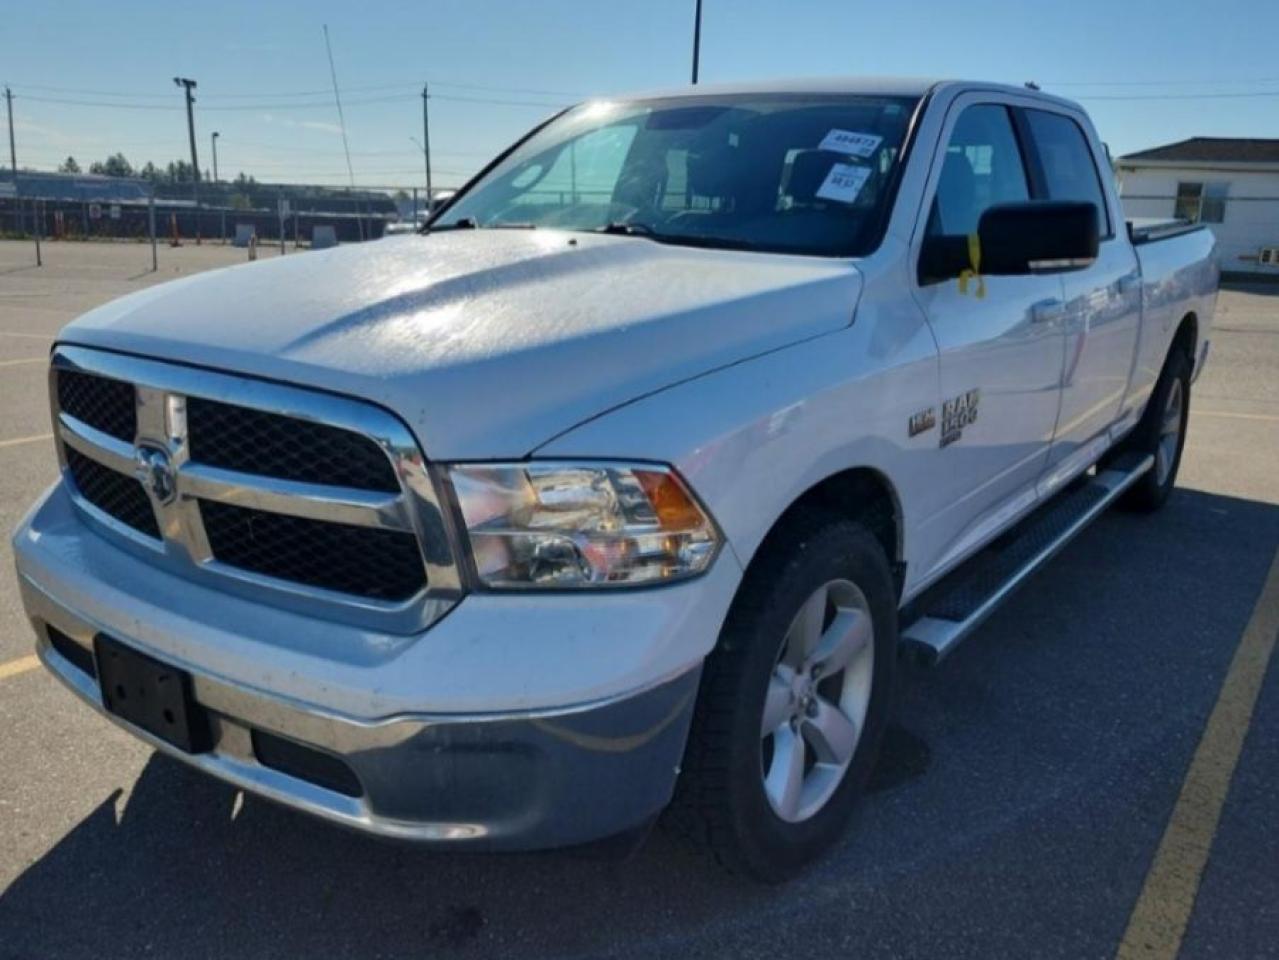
[436,93,920,257]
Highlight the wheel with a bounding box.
[1118,347,1191,512]
[670,511,897,881]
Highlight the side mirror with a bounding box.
[919,201,1099,283]
[978,201,1099,274]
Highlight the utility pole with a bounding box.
[691,0,703,84]
[421,83,433,209]
[5,86,19,235]
[173,78,200,205]
[4,87,15,178]
[211,131,219,182]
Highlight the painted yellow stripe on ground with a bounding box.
[0,432,53,449]
[0,654,41,681]
[1116,547,1279,960]
[0,356,46,367]
[1193,409,1279,424]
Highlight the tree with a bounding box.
[228,192,254,210]
[58,156,82,174]
[138,162,162,182]
[88,153,135,178]
[165,159,195,183]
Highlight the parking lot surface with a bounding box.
[1,239,1276,959]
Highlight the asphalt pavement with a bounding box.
[0,239,1276,959]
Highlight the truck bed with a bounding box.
[1127,218,1207,245]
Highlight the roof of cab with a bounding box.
[607,76,1082,111]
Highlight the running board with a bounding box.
[901,453,1154,665]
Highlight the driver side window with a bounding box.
[927,105,1029,237]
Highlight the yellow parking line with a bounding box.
[0,654,41,681]
[0,432,53,449]
[1193,409,1279,424]
[1116,547,1279,960]
[0,356,46,367]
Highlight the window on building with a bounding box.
[1174,182,1203,222]
[1200,182,1228,223]
[1174,181,1227,224]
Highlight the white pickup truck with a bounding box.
[13,78,1217,880]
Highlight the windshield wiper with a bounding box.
[596,221,657,238]
[426,217,478,233]
[592,222,763,253]
[428,219,540,234]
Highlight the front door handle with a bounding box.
[1030,298,1066,324]
[1118,274,1142,295]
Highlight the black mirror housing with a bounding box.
[978,201,1099,275]
[918,201,1100,284]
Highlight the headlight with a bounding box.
[448,462,720,589]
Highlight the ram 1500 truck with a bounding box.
[12,78,1217,880]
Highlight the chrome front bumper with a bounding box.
[21,571,699,848]
[12,483,728,849]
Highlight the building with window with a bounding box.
[1116,138,1279,276]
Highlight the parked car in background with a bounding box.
[14,78,1216,880]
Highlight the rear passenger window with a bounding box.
[926,105,1029,237]
[1024,110,1111,238]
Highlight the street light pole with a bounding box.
[421,83,433,208]
[691,0,703,84]
[173,77,200,205]
[211,131,219,183]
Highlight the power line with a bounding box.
[1073,90,1279,101]
[15,91,567,111]
[1046,76,1279,88]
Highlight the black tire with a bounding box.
[669,510,897,882]
[1116,347,1191,513]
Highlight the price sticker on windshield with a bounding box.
[818,129,882,158]
[816,163,872,204]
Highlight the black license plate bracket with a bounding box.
[94,635,212,753]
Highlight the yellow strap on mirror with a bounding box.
[958,232,986,299]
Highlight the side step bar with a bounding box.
[901,453,1154,665]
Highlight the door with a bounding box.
[911,100,1067,577]
[1022,107,1142,469]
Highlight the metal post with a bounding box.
[412,186,418,226]
[422,84,433,207]
[691,0,703,84]
[211,131,219,183]
[148,192,157,271]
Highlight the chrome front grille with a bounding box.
[49,346,460,633]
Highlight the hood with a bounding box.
[61,231,863,458]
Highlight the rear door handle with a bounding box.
[1030,298,1066,324]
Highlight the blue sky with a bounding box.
[3,0,1277,189]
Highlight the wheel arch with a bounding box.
[745,466,904,600]
[1172,311,1198,367]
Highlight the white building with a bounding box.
[1117,138,1279,277]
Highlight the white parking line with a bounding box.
[0,330,52,340]
[0,357,47,367]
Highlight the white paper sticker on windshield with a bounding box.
[816,163,872,204]
[818,129,882,158]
